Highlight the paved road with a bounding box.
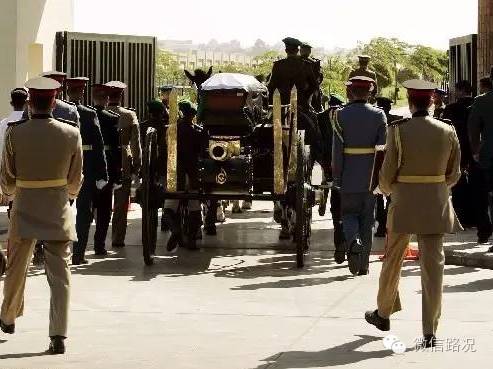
[0,200,492,368]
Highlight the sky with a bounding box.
[73,0,478,50]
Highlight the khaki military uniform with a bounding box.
[0,115,83,337]
[376,112,461,335]
[107,105,141,246]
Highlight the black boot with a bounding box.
[0,319,15,334]
[334,243,346,264]
[162,209,182,253]
[185,211,202,250]
[364,310,390,331]
[347,239,363,275]
[423,334,437,348]
[48,336,66,354]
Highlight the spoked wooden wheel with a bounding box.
[294,131,312,268]
[141,128,159,266]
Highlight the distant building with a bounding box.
[159,39,257,70]
[0,0,74,116]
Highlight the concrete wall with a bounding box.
[478,0,493,80]
[0,0,74,117]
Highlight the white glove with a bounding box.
[373,186,383,195]
[96,179,108,190]
[113,183,123,190]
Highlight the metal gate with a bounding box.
[449,35,477,100]
[56,31,156,121]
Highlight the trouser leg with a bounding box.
[359,193,376,270]
[330,188,345,247]
[73,184,95,260]
[112,179,131,245]
[1,236,36,324]
[471,166,492,239]
[417,234,444,336]
[94,184,113,251]
[341,193,360,245]
[43,240,71,337]
[377,232,410,318]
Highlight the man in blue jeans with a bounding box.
[331,76,387,275]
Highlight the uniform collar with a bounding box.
[412,111,429,118]
[31,113,53,119]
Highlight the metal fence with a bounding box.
[56,32,156,121]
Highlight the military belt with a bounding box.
[82,145,93,151]
[397,175,446,184]
[104,144,129,151]
[343,147,376,155]
[16,179,67,188]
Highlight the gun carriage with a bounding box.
[139,73,323,267]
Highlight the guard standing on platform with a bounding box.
[349,56,378,99]
[66,77,108,264]
[374,97,403,237]
[105,81,142,248]
[365,79,461,347]
[300,42,324,112]
[267,37,317,109]
[331,76,387,275]
[0,77,83,354]
[91,84,122,255]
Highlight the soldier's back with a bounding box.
[53,99,80,125]
[269,57,306,104]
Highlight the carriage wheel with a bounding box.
[295,131,311,268]
[142,128,159,266]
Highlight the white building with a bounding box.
[0,0,74,116]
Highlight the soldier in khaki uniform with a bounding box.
[105,81,142,248]
[365,79,461,348]
[0,77,83,354]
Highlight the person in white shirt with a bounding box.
[0,88,28,162]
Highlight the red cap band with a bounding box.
[408,89,434,97]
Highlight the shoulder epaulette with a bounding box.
[438,118,453,126]
[124,107,136,112]
[61,99,76,106]
[85,105,97,111]
[389,118,410,126]
[7,119,28,127]
[57,118,78,127]
[106,110,120,118]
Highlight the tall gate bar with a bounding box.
[56,31,156,121]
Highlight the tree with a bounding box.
[155,50,183,86]
[407,45,448,82]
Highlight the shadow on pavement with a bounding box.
[253,335,392,369]
[443,277,493,293]
[0,351,50,359]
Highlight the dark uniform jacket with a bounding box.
[177,120,204,190]
[468,91,493,170]
[267,55,317,109]
[140,118,167,177]
[443,96,474,168]
[76,104,108,182]
[332,101,387,193]
[95,106,122,184]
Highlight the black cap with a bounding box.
[158,85,174,93]
[328,93,345,106]
[376,96,393,110]
[147,100,165,112]
[300,42,312,49]
[282,37,301,48]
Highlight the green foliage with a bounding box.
[155,50,183,86]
